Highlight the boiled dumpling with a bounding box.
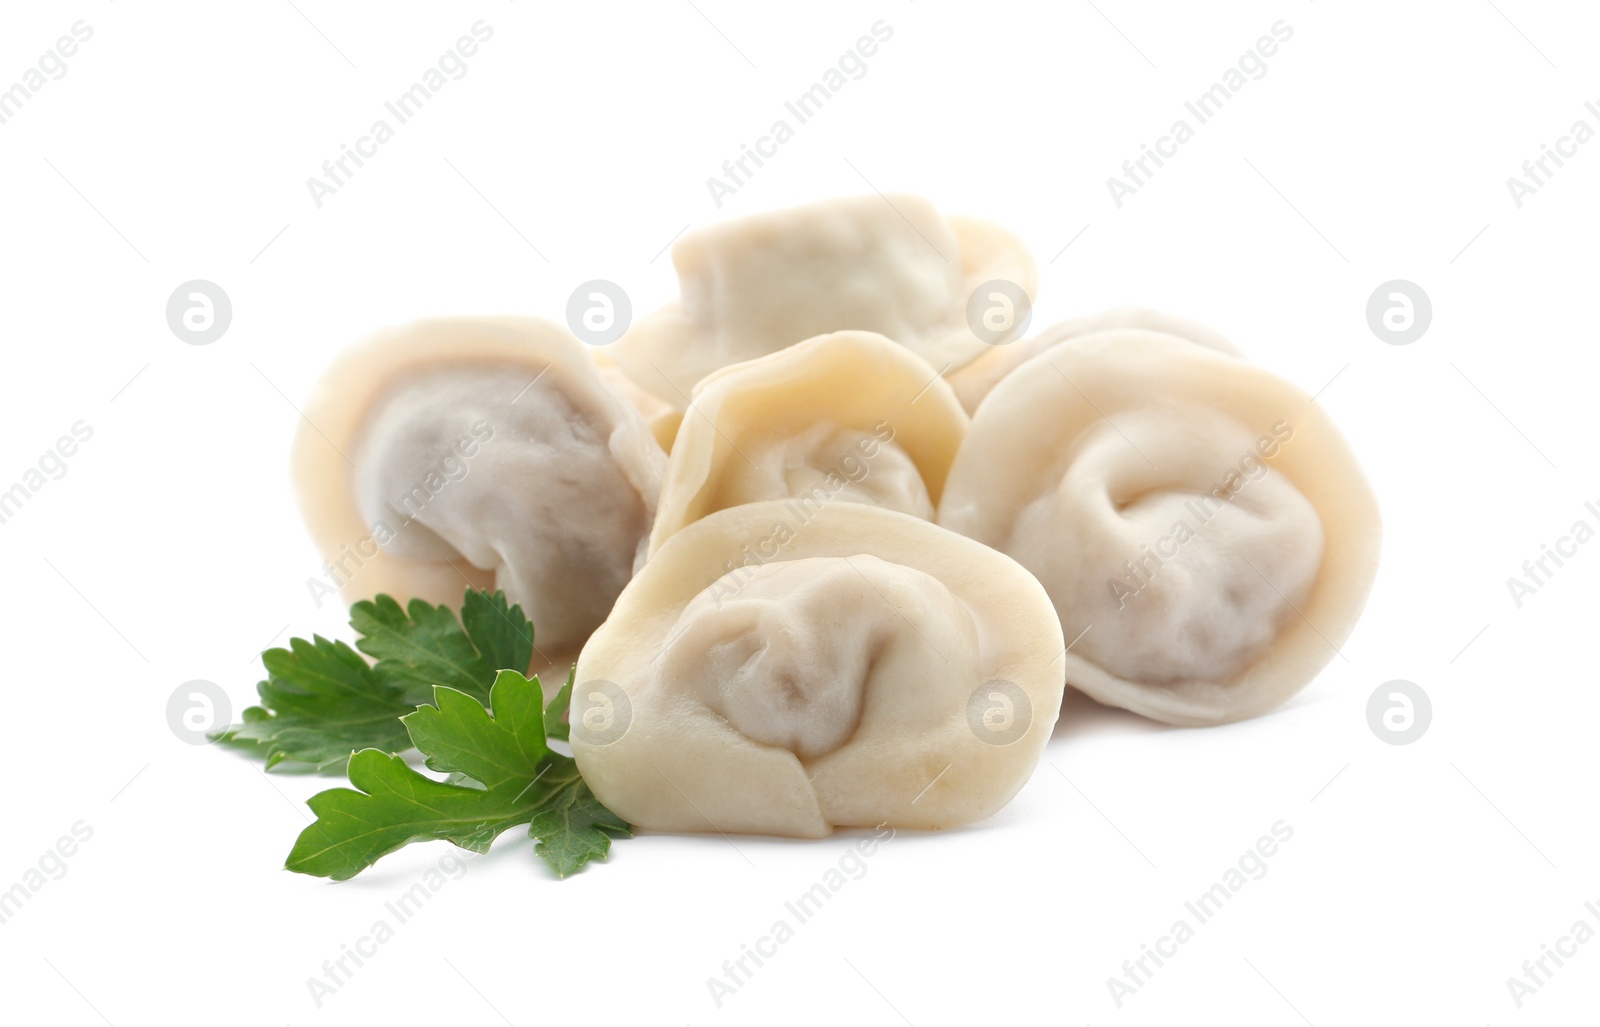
[571,501,1065,836]
[647,330,968,557]
[292,316,666,654]
[608,194,1036,409]
[946,305,1244,414]
[592,347,683,453]
[938,329,1380,726]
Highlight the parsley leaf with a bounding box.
[543,665,574,742]
[215,590,535,772]
[215,636,414,771]
[530,793,632,878]
[352,590,534,705]
[285,670,629,881]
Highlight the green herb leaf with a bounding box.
[405,673,548,783]
[543,665,575,742]
[213,636,413,770]
[285,670,628,881]
[352,590,535,705]
[216,589,535,772]
[529,791,633,879]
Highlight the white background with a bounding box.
[1,1,1596,1024]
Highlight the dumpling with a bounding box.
[608,194,1036,409]
[647,330,969,557]
[938,329,1380,726]
[292,316,666,654]
[946,305,1244,414]
[570,501,1066,837]
[592,347,683,453]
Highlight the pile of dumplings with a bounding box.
[293,194,1380,839]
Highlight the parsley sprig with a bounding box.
[217,589,628,878]
[287,669,629,879]
[216,590,534,770]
